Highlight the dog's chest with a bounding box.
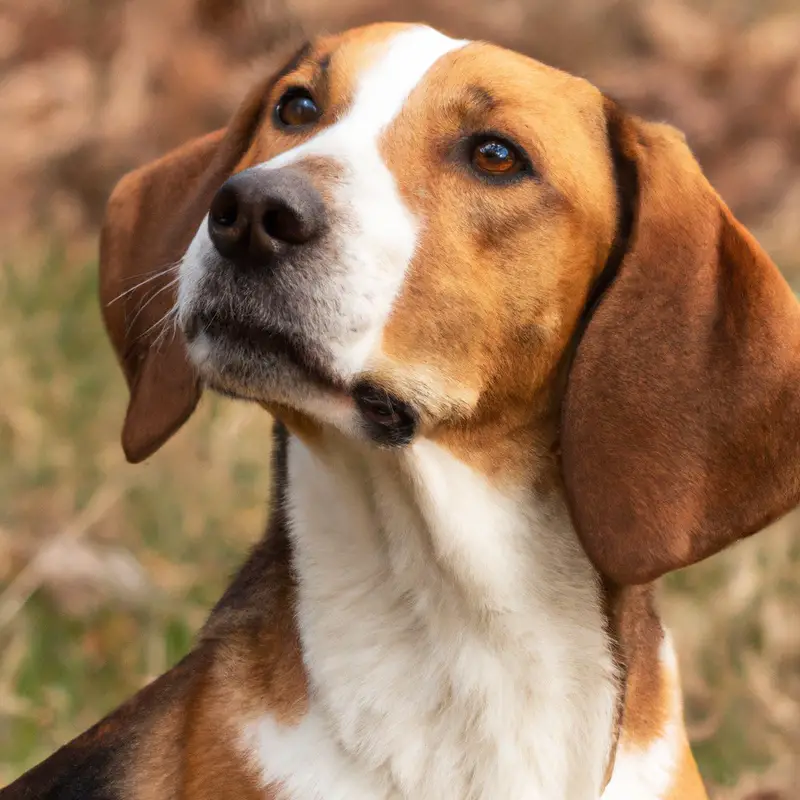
[240,435,619,799]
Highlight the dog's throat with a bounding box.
[283,431,620,799]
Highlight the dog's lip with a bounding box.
[188,311,292,355]
[184,309,346,392]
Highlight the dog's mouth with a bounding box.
[183,310,419,445]
[185,309,342,390]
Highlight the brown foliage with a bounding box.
[1,0,800,275]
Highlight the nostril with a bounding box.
[208,183,252,262]
[210,186,239,228]
[261,203,307,245]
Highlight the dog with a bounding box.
[5,22,800,800]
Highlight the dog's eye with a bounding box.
[471,138,525,177]
[276,90,320,127]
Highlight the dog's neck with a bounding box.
[275,427,620,799]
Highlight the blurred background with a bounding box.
[0,0,799,796]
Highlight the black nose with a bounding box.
[207,167,326,266]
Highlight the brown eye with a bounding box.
[472,138,524,176]
[276,90,320,127]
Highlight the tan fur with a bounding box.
[608,586,672,748]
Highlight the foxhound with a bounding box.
[6,22,800,800]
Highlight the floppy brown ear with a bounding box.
[99,78,272,463]
[562,101,800,585]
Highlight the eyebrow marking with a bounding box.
[466,85,496,113]
[273,41,313,84]
[443,85,498,132]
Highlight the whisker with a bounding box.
[123,262,181,282]
[138,303,180,346]
[107,262,180,306]
[151,307,180,351]
[124,276,181,337]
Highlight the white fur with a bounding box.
[241,434,620,799]
[176,215,211,324]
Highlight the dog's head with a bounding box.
[100,23,800,585]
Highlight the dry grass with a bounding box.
[0,248,799,797]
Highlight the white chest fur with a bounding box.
[241,434,620,799]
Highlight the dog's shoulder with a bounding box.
[3,426,300,800]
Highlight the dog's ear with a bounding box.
[99,77,273,463]
[562,100,800,585]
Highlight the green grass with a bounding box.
[0,250,798,797]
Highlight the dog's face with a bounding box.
[101,22,800,586]
[176,24,616,447]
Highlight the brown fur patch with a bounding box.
[609,585,672,747]
[125,428,306,799]
[100,65,280,462]
[122,620,303,800]
[179,666,275,800]
[562,102,800,585]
